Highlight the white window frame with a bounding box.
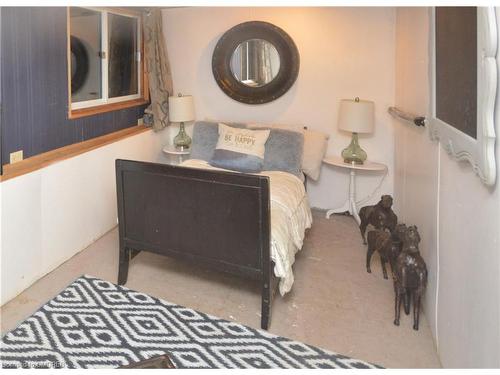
[69,7,142,110]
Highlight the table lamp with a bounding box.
[338,97,374,164]
[168,93,195,150]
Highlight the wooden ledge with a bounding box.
[1,125,150,182]
[69,99,149,120]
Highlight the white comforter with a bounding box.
[180,159,313,295]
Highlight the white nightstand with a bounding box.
[323,155,387,224]
[162,145,191,165]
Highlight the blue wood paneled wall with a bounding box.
[0,7,147,164]
[0,7,3,173]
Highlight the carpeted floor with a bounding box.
[0,210,441,368]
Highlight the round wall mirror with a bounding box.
[212,21,299,104]
[230,39,281,88]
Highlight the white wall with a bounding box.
[394,6,440,343]
[0,129,169,305]
[162,7,396,209]
[395,7,500,368]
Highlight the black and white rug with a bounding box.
[1,275,380,369]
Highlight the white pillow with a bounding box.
[301,128,329,180]
[247,123,329,181]
[216,123,270,158]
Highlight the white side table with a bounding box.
[323,155,387,224]
[162,145,191,165]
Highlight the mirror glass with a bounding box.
[70,7,102,102]
[230,39,280,87]
[108,12,139,98]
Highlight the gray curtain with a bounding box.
[143,9,173,131]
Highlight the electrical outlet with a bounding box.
[137,117,144,125]
[10,150,24,164]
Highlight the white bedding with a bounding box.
[180,159,313,295]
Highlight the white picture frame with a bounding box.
[429,7,498,186]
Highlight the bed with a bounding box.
[115,121,327,329]
[181,158,312,296]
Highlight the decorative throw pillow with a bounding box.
[209,123,270,173]
[190,121,246,161]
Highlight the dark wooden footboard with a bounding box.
[115,159,274,329]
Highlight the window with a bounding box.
[68,7,146,117]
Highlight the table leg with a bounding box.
[325,200,350,219]
[326,169,360,224]
[349,169,361,225]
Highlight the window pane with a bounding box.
[108,13,138,98]
[70,7,102,103]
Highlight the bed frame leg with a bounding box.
[118,247,130,285]
[261,280,271,330]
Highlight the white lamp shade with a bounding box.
[337,98,375,134]
[168,95,195,122]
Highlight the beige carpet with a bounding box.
[0,209,441,368]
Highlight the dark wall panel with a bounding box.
[1,7,147,164]
[0,7,2,174]
[435,7,477,139]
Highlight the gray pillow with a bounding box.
[190,121,304,177]
[210,149,264,173]
[262,128,304,177]
[190,121,245,161]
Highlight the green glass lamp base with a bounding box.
[341,132,367,165]
[173,122,192,150]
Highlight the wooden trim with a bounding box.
[67,7,149,119]
[139,13,149,101]
[141,13,150,102]
[69,98,149,119]
[0,125,150,182]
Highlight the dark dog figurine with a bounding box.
[366,229,391,279]
[359,195,398,244]
[393,225,427,330]
[389,224,407,271]
[366,223,407,280]
[390,224,410,314]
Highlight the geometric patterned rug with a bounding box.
[0,275,381,369]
